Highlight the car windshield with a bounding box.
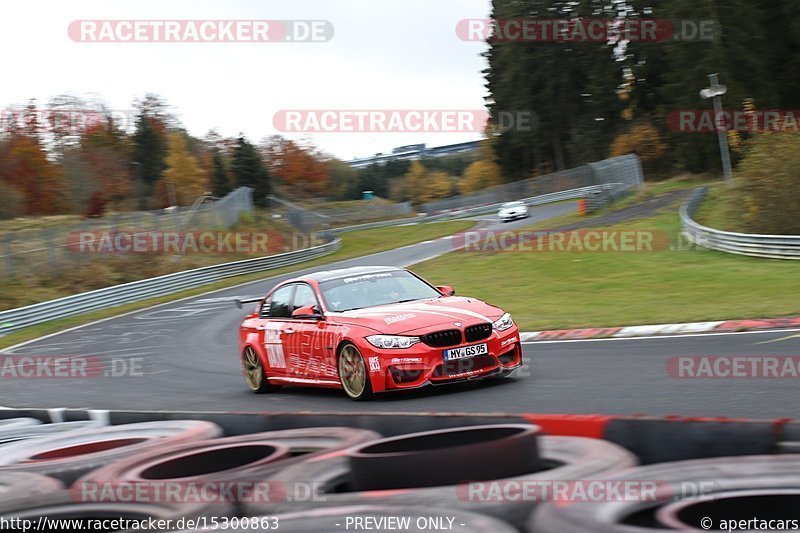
[502,201,524,208]
[320,271,442,312]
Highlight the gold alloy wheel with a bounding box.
[338,344,367,398]
[243,346,264,391]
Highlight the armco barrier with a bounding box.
[0,237,341,337]
[681,187,800,259]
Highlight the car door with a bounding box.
[258,284,296,378]
[285,282,330,381]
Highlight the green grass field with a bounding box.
[414,197,800,331]
[692,183,743,232]
[0,219,474,349]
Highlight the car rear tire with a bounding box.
[242,346,281,394]
[338,343,373,401]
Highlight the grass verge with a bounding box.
[692,183,743,232]
[0,219,474,350]
[413,195,800,331]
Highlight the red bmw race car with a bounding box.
[237,266,522,400]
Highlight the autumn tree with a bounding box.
[733,133,800,234]
[405,161,454,204]
[405,161,428,204]
[425,171,455,203]
[264,136,329,197]
[157,132,207,206]
[459,132,504,193]
[0,134,67,215]
[78,118,133,202]
[609,122,668,173]
[459,159,503,194]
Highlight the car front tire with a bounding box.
[338,343,374,401]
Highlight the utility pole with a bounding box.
[700,73,733,184]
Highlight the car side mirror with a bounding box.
[436,285,455,297]
[292,305,324,320]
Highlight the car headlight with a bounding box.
[366,335,421,349]
[493,313,514,332]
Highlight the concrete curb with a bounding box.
[520,316,800,342]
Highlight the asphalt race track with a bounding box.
[2,201,800,418]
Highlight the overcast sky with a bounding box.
[2,0,492,160]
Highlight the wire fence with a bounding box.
[0,188,254,277]
[270,155,643,234]
[266,196,413,234]
[419,154,644,214]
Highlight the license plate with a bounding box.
[443,343,488,361]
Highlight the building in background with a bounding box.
[348,140,480,169]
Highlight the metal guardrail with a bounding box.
[680,187,800,260]
[0,237,342,337]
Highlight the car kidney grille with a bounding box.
[421,329,463,348]
[464,323,493,343]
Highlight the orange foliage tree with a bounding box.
[609,122,667,168]
[155,132,208,206]
[79,119,133,202]
[0,134,67,215]
[264,136,330,197]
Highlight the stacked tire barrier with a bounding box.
[0,410,797,531]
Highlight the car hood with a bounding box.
[326,297,505,334]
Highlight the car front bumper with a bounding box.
[500,212,527,221]
[362,328,523,393]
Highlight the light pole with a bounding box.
[700,73,733,184]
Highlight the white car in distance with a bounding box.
[498,201,528,223]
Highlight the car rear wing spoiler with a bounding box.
[234,297,262,309]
